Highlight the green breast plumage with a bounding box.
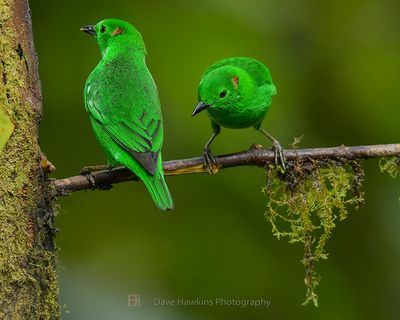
[206,81,276,129]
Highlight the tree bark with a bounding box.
[0,0,59,319]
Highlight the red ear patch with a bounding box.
[232,76,239,89]
[112,28,124,36]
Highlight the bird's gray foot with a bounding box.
[271,139,287,172]
[80,165,114,189]
[84,172,96,189]
[203,147,219,175]
[259,128,287,172]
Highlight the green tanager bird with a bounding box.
[192,57,286,171]
[81,18,173,210]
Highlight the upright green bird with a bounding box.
[192,57,286,172]
[81,19,173,210]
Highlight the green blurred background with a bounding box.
[30,0,400,318]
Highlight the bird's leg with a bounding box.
[202,126,221,174]
[259,128,287,171]
[80,164,115,189]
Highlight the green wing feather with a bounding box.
[84,56,173,210]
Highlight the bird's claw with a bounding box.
[79,165,116,190]
[80,168,113,190]
[80,167,97,188]
[203,148,219,174]
[84,172,96,189]
[271,140,287,172]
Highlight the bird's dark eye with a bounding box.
[100,26,106,33]
[219,90,227,98]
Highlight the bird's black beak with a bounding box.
[192,101,211,117]
[80,25,96,36]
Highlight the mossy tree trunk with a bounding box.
[0,0,59,318]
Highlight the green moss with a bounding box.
[264,160,364,306]
[0,103,14,153]
[0,0,59,318]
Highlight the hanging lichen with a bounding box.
[263,159,365,306]
[379,157,400,178]
[379,157,400,202]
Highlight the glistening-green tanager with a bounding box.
[81,19,173,210]
[192,57,286,172]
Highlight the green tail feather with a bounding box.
[142,170,174,210]
[119,154,173,210]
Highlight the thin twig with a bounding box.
[51,143,400,196]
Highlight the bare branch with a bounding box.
[52,143,400,196]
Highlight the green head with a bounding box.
[81,18,146,55]
[192,66,256,117]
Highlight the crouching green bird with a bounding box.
[81,18,173,210]
[192,57,286,172]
